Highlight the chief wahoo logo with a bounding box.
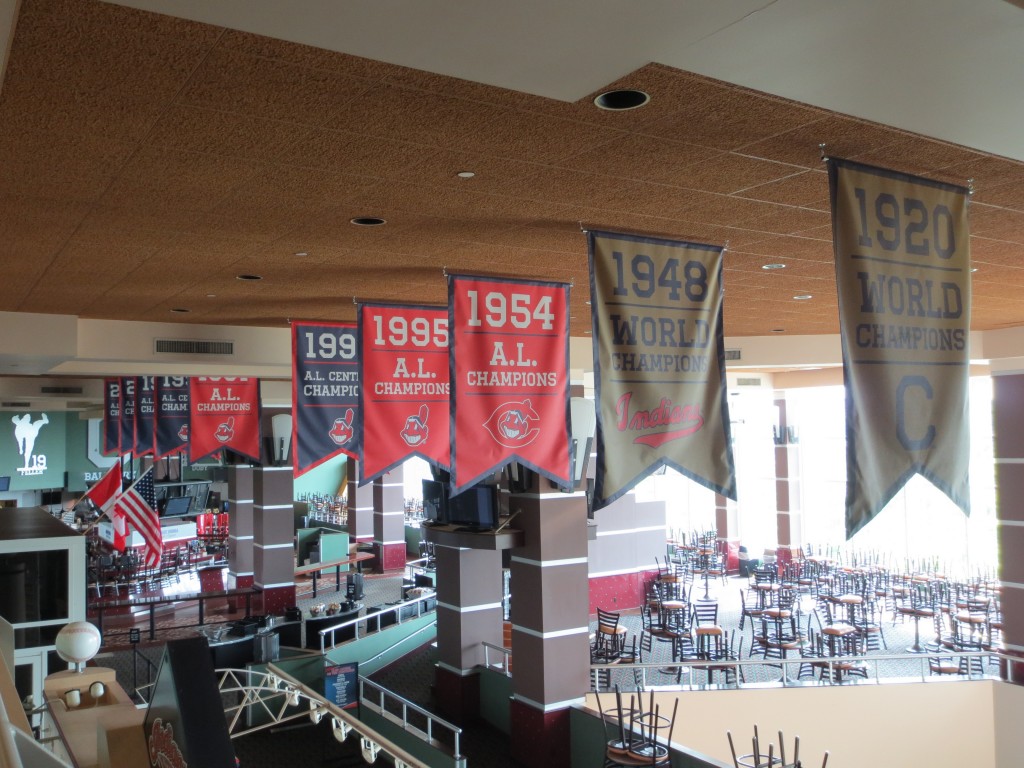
[329,408,355,446]
[483,399,540,448]
[401,405,429,447]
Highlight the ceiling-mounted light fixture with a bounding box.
[793,294,813,301]
[236,274,263,281]
[762,263,786,270]
[350,217,386,227]
[594,89,651,111]
[456,171,475,179]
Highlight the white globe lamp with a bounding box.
[55,621,102,673]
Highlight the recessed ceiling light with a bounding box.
[456,171,475,179]
[170,307,190,313]
[593,89,651,111]
[294,251,309,257]
[770,328,785,333]
[236,274,263,281]
[971,267,978,272]
[793,294,813,301]
[350,217,386,227]
[585,300,592,305]
[762,263,786,270]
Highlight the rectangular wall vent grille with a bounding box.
[724,349,742,361]
[1,401,32,408]
[40,386,83,395]
[155,339,234,355]
[736,377,762,387]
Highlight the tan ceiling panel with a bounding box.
[740,170,829,209]
[0,0,1020,338]
[641,83,823,152]
[180,47,373,127]
[148,105,316,162]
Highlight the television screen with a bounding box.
[0,476,9,492]
[447,484,499,531]
[421,479,447,524]
[163,495,193,517]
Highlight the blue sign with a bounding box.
[324,661,359,711]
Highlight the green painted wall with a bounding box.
[293,454,347,499]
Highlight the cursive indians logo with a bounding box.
[11,413,49,476]
[615,391,704,447]
[148,718,187,768]
[400,405,429,447]
[329,408,355,446]
[482,399,540,448]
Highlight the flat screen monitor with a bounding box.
[0,476,9,492]
[163,495,193,517]
[447,484,499,531]
[421,479,447,525]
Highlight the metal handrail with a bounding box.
[359,676,462,759]
[481,641,512,676]
[589,648,1005,692]
[319,592,437,653]
[361,620,437,667]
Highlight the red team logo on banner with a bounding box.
[449,274,571,493]
[188,377,261,463]
[359,303,450,484]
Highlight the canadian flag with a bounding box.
[84,464,126,552]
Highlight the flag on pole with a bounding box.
[84,463,127,551]
[84,464,121,513]
[114,467,162,569]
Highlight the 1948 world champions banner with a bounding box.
[588,230,736,509]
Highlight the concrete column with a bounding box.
[993,372,1024,681]
[715,492,740,573]
[252,466,295,615]
[774,392,803,568]
[433,546,504,723]
[373,465,406,573]
[345,460,374,546]
[508,476,589,768]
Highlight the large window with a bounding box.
[792,376,996,575]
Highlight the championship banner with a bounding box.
[135,376,156,457]
[828,157,971,537]
[449,273,571,494]
[154,376,189,460]
[102,378,120,455]
[358,303,450,485]
[291,321,360,476]
[189,377,262,464]
[588,230,736,509]
[119,377,137,456]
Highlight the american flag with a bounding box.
[113,467,162,569]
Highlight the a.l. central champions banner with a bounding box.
[588,230,736,509]
[103,378,121,456]
[449,273,571,494]
[828,157,971,538]
[155,376,189,460]
[135,376,156,457]
[119,376,137,456]
[358,303,450,485]
[291,321,360,476]
[189,377,261,463]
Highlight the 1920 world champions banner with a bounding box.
[829,158,971,538]
[449,274,571,494]
[358,303,450,485]
[103,378,120,455]
[589,230,736,509]
[291,321,360,476]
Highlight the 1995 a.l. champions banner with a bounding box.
[829,158,971,537]
[358,303,450,484]
[589,230,735,509]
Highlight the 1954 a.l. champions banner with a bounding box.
[829,158,971,538]
[588,230,736,509]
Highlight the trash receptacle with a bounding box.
[254,631,280,663]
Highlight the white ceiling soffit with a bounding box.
[101,0,1024,161]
